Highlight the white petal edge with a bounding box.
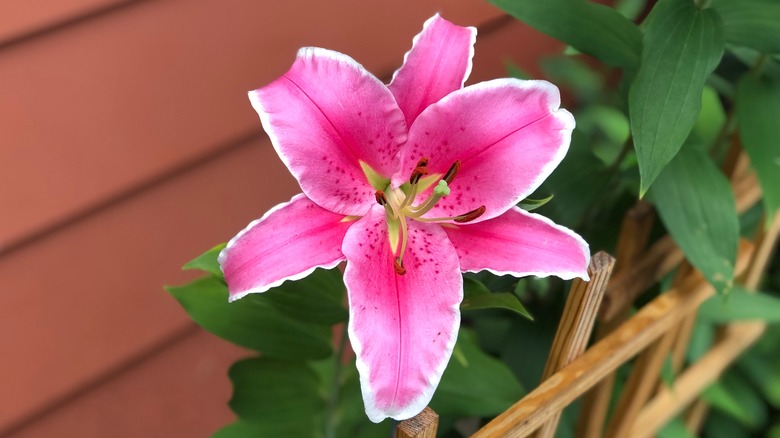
[388,13,477,89]
[217,193,346,302]
[455,207,591,282]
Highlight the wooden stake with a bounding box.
[576,202,654,438]
[472,241,752,438]
[574,312,625,438]
[395,407,438,438]
[533,252,615,438]
[629,322,766,438]
[605,328,677,438]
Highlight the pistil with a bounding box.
[379,158,484,276]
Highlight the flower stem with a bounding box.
[325,325,349,438]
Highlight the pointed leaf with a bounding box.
[462,278,533,319]
[630,0,724,194]
[651,147,738,294]
[518,194,554,212]
[490,0,642,69]
[736,74,780,223]
[259,267,348,325]
[167,272,337,359]
[183,243,226,277]
[712,0,780,53]
[430,329,525,416]
[228,358,325,428]
[699,287,780,322]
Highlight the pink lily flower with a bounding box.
[218,14,589,422]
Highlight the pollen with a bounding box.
[454,205,486,223]
[393,258,407,275]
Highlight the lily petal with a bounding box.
[444,207,590,280]
[219,194,352,301]
[249,47,407,216]
[342,206,462,422]
[395,79,574,223]
[389,14,477,127]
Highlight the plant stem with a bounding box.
[325,325,350,438]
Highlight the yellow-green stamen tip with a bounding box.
[433,180,450,197]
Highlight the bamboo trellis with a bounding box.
[395,152,780,438]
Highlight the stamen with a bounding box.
[454,205,486,223]
[443,160,461,184]
[408,180,450,218]
[393,258,406,275]
[375,190,387,206]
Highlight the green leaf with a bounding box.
[490,0,642,69]
[518,194,554,212]
[629,0,724,194]
[738,350,780,407]
[771,423,780,438]
[332,365,394,438]
[736,74,780,224]
[692,86,727,149]
[540,133,612,228]
[430,329,525,416]
[228,358,325,431]
[703,371,766,428]
[615,0,647,21]
[699,287,780,322]
[576,105,631,165]
[687,316,714,363]
[461,277,533,319]
[167,274,335,360]
[651,146,738,294]
[183,243,226,277]
[711,0,780,53]
[259,267,348,325]
[540,56,604,102]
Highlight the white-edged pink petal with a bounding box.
[389,14,477,127]
[342,206,462,422]
[444,207,590,280]
[218,194,352,301]
[249,47,407,216]
[394,79,575,223]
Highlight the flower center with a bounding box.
[375,158,485,275]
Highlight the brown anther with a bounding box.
[375,190,387,206]
[409,166,429,185]
[393,258,407,275]
[443,160,461,184]
[409,157,430,184]
[454,205,486,223]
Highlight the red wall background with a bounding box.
[0,1,560,436]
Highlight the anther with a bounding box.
[393,258,407,275]
[375,190,387,206]
[409,158,430,184]
[454,205,486,223]
[443,160,461,184]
